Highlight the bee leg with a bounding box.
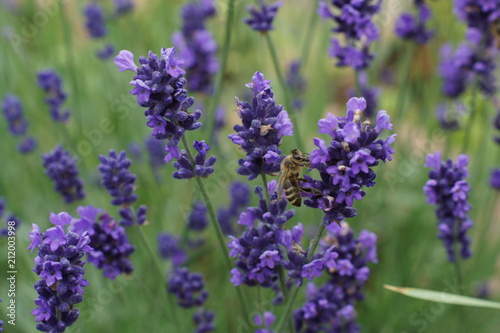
[299,186,322,196]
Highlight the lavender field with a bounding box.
[0,0,499,332]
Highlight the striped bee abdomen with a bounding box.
[283,177,302,207]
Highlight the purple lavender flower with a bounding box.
[244,0,283,32]
[217,181,251,235]
[491,169,500,190]
[319,1,382,69]
[98,150,137,206]
[168,267,208,308]
[166,140,216,179]
[2,94,37,153]
[349,71,380,118]
[114,0,133,15]
[294,223,377,332]
[96,43,115,60]
[30,212,92,332]
[494,109,500,143]
[71,206,135,279]
[0,198,4,220]
[455,0,498,46]
[172,0,218,93]
[423,151,473,262]
[127,142,142,161]
[84,3,107,39]
[254,311,276,333]
[439,28,496,98]
[286,60,307,110]
[303,97,396,225]
[193,308,215,333]
[228,182,294,288]
[0,199,21,237]
[37,70,70,122]
[230,181,338,291]
[436,103,462,130]
[395,0,434,44]
[18,136,37,154]
[115,48,203,146]
[98,150,147,226]
[2,94,28,135]
[42,145,85,203]
[158,232,187,266]
[145,137,165,170]
[229,72,293,180]
[188,201,208,231]
[179,0,216,36]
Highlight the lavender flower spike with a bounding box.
[42,145,85,203]
[37,70,70,122]
[320,0,382,69]
[2,94,28,135]
[30,212,92,332]
[84,3,107,39]
[395,0,434,44]
[168,267,208,308]
[423,152,473,262]
[294,223,377,332]
[71,206,135,279]
[114,47,202,152]
[98,150,147,226]
[98,150,138,206]
[244,0,283,32]
[172,0,219,93]
[304,97,396,225]
[229,71,293,180]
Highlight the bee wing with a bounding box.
[277,171,285,199]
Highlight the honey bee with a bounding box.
[278,149,319,207]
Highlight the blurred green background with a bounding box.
[0,0,499,332]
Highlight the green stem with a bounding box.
[261,173,271,203]
[264,33,303,151]
[461,83,478,153]
[260,172,294,331]
[137,226,180,329]
[395,43,415,122]
[206,0,236,142]
[452,220,465,333]
[274,223,326,332]
[299,0,320,69]
[354,70,362,97]
[179,135,251,323]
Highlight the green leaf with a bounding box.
[384,284,500,310]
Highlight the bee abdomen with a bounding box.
[284,186,302,207]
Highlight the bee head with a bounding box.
[290,149,310,165]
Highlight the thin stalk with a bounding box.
[274,223,326,332]
[256,286,263,313]
[260,172,295,332]
[395,43,415,122]
[452,220,465,333]
[264,33,303,151]
[261,173,271,203]
[300,0,320,68]
[461,83,478,153]
[207,0,236,142]
[354,70,362,97]
[137,226,180,329]
[179,135,251,323]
